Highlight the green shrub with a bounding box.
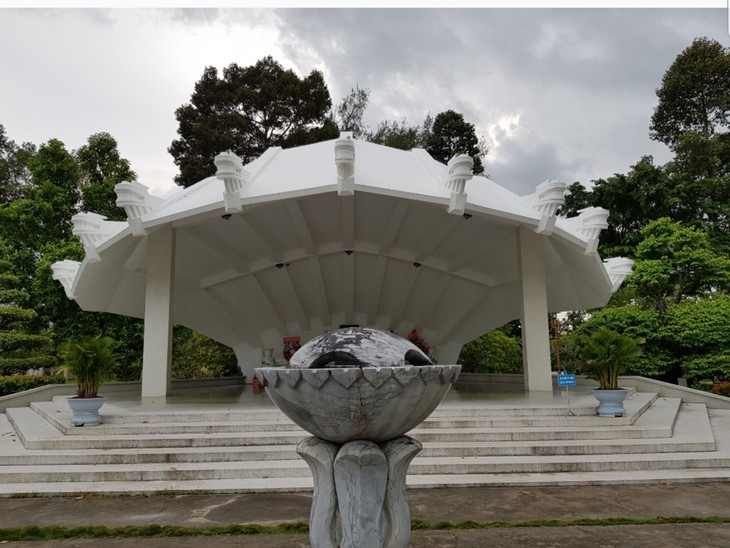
[576,306,668,377]
[458,329,522,374]
[681,351,730,383]
[172,328,240,379]
[0,374,65,397]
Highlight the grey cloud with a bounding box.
[271,8,727,192]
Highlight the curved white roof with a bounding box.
[53,135,632,360]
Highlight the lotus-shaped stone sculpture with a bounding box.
[254,327,461,548]
[254,327,460,443]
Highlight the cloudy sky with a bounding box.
[0,6,727,195]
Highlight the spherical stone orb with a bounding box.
[255,327,460,444]
[288,326,431,369]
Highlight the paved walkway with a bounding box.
[4,483,730,546]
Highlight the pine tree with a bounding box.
[0,240,55,374]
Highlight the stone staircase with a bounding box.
[2,389,730,496]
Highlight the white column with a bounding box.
[141,226,176,400]
[517,226,553,392]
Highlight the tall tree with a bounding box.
[367,117,429,150]
[558,181,592,217]
[650,37,730,148]
[628,218,730,314]
[169,56,339,187]
[425,110,486,175]
[75,132,136,220]
[591,156,676,257]
[335,85,370,139]
[0,138,80,292]
[0,239,55,375]
[0,124,35,204]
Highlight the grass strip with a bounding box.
[2,516,730,541]
[411,515,730,530]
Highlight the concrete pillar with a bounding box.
[141,226,176,400]
[517,226,553,392]
[233,343,262,383]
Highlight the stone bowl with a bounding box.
[254,365,460,444]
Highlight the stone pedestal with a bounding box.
[297,435,422,548]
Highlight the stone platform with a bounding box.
[2,384,730,496]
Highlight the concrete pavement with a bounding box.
[3,483,730,546]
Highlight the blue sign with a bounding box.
[557,374,577,387]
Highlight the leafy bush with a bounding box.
[458,329,522,374]
[575,306,668,377]
[172,328,240,379]
[0,374,65,397]
[682,352,730,384]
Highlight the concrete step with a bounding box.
[0,402,711,467]
[1,397,686,452]
[6,467,730,498]
[16,393,666,445]
[2,392,727,496]
[428,387,642,418]
[4,447,730,485]
[6,407,306,449]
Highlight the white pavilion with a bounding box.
[52,133,633,400]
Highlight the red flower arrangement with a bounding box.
[407,329,429,355]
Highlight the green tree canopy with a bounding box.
[650,37,730,148]
[591,156,676,257]
[169,56,339,187]
[75,132,136,220]
[0,239,55,374]
[367,117,429,150]
[425,110,485,175]
[628,218,730,313]
[0,124,35,204]
[335,85,370,139]
[0,138,80,290]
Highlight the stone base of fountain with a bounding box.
[255,329,460,548]
[297,435,422,548]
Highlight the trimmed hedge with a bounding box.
[0,375,65,397]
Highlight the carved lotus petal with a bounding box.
[419,366,441,385]
[262,369,280,388]
[391,367,420,387]
[255,364,460,444]
[362,368,393,388]
[440,367,457,385]
[280,369,302,388]
[301,369,331,389]
[330,368,362,388]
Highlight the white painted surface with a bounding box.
[141,226,175,399]
[53,136,634,393]
[518,227,553,392]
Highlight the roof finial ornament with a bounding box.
[71,212,118,262]
[335,132,355,196]
[51,260,81,299]
[604,257,634,291]
[444,154,473,216]
[115,180,164,236]
[522,180,566,235]
[215,150,249,214]
[563,207,610,255]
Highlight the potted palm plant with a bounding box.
[577,327,642,417]
[59,335,118,426]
